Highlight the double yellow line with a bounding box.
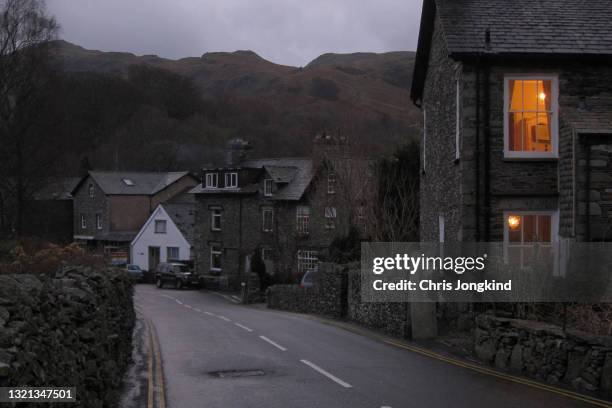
[385,340,612,408]
[146,319,166,408]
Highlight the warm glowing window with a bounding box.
[504,76,558,158]
[504,211,558,268]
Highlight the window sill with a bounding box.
[502,155,558,162]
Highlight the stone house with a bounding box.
[191,136,372,290]
[71,171,198,263]
[410,0,612,247]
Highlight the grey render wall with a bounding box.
[421,13,463,243]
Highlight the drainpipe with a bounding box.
[585,140,591,241]
[483,61,491,242]
[475,61,481,241]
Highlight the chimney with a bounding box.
[225,138,252,166]
[312,129,350,167]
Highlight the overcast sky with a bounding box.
[45,0,422,67]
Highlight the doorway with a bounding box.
[148,246,160,271]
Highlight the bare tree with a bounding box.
[0,0,58,235]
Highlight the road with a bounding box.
[133,285,600,408]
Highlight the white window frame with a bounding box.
[327,172,337,194]
[262,207,274,232]
[80,214,86,229]
[296,206,310,235]
[205,173,218,188]
[96,214,102,230]
[422,109,427,172]
[224,172,238,188]
[325,206,337,229]
[167,246,179,260]
[89,183,94,198]
[455,80,461,161]
[261,247,274,261]
[264,179,273,196]
[154,220,167,234]
[503,75,559,159]
[297,250,319,275]
[211,208,222,231]
[210,245,222,271]
[503,210,559,268]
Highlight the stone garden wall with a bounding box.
[474,313,612,395]
[0,266,134,408]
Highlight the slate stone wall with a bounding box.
[475,313,612,395]
[266,263,347,319]
[0,266,134,408]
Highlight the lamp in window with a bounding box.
[539,92,546,101]
[508,215,521,231]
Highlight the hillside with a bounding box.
[47,41,421,170]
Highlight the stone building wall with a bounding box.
[0,266,134,407]
[73,177,108,238]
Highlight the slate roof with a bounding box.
[242,158,313,201]
[75,171,193,195]
[33,177,81,200]
[190,158,313,201]
[562,97,612,134]
[163,203,196,246]
[438,0,612,56]
[411,0,612,102]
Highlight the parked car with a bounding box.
[125,264,144,282]
[155,262,200,289]
[299,268,318,288]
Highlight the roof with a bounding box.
[191,158,313,201]
[95,231,138,242]
[411,0,612,102]
[242,158,313,201]
[73,171,194,195]
[163,203,196,245]
[33,177,81,200]
[563,97,612,135]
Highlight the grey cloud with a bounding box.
[46,0,421,66]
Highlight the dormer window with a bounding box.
[122,178,134,186]
[264,179,273,197]
[225,172,238,188]
[504,76,558,159]
[205,173,218,188]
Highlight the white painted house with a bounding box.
[130,202,195,271]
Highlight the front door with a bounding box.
[148,246,160,271]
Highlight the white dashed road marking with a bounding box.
[161,294,174,300]
[185,304,192,309]
[204,311,214,316]
[194,308,202,313]
[300,360,352,388]
[259,336,287,351]
[234,323,253,332]
[175,300,183,305]
[218,316,231,322]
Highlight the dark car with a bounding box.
[125,264,144,282]
[155,262,200,289]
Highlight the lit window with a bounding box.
[210,245,222,271]
[297,250,318,275]
[211,209,222,231]
[96,214,102,230]
[327,172,337,194]
[264,179,273,196]
[167,247,179,260]
[89,183,94,198]
[296,206,310,235]
[325,207,337,229]
[205,173,218,188]
[155,220,167,234]
[505,76,558,158]
[225,172,238,188]
[262,208,274,232]
[80,214,87,229]
[504,211,558,268]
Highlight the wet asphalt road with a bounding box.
[133,284,595,408]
